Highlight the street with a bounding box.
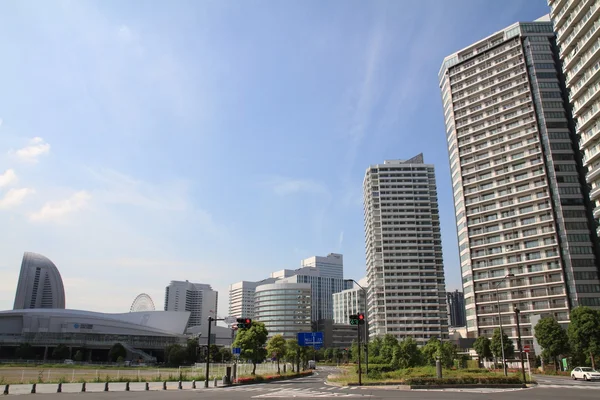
[5,367,600,399]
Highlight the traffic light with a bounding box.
[236,318,252,329]
[349,314,359,325]
[358,313,365,325]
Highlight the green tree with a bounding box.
[380,334,399,361]
[168,346,186,366]
[233,321,268,375]
[392,337,422,369]
[186,338,199,364]
[73,350,84,362]
[324,348,334,361]
[421,337,440,366]
[52,344,70,360]
[266,334,287,374]
[473,336,493,365]
[334,348,344,364]
[369,337,383,358]
[568,306,600,369]
[15,343,35,360]
[490,328,514,367]
[108,343,126,362]
[220,347,232,362]
[440,342,458,368]
[209,344,221,362]
[285,339,301,372]
[534,317,570,369]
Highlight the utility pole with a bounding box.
[357,321,362,386]
[205,316,213,388]
[514,308,527,383]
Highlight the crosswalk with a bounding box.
[220,385,369,398]
[537,384,600,390]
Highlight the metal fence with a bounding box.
[190,362,290,378]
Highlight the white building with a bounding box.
[254,282,312,339]
[229,253,349,323]
[363,155,448,345]
[439,16,600,347]
[333,285,367,324]
[164,281,218,331]
[548,0,600,238]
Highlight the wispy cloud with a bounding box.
[265,176,329,197]
[13,137,50,163]
[337,230,344,250]
[0,188,35,209]
[29,190,91,222]
[0,169,17,188]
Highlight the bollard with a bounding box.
[82,382,86,392]
[214,377,218,387]
[125,382,130,391]
[57,383,62,393]
[192,380,196,389]
[3,385,9,395]
[163,381,167,390]
[178,381,182,390]
[104,382,109,392]
[145,382,149,391]
[31,383,36,394]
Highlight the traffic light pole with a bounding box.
[357,322,362,386]
[205,316,228,388]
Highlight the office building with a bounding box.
[447,290,466,327]
[254,282,312,339]
[363,155,449,345]
[333,285,367,324]
[229,253,349,323]
[164,281,218,330]
[548,0,600,238]
[13,252,66,310]
[439,17,600,346]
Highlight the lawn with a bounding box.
[327,365,526,385]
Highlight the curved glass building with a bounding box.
[254,282,311,339]
[13,252,66,310]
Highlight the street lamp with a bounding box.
[345,279,368,374]
[493,273,514,377]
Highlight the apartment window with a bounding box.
[523,228,537,236]
[571,246,593,254]
[534,63,555,69]
[541,91,562,98]
[576,285,600,293]
[520,205,534,214]
[568,234,590,242]
[574,271,599,280]
[543,102,564,110]
[521,216,536,225]
[559,187,581,195]
[524,240,539,248]
[545,112,565,119]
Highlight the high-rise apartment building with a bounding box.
[333,285,367,324]
[439,17,600,346]
[548,0,600,238]
[447,290,466,327]
[164,281,218,330]
[363,155,449,345]
[13,252,66,310]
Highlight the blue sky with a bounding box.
[0,0,550,315]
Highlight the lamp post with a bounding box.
[345,279,368,374]
[514,307,527,383]
[493,273,514,377]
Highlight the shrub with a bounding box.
[356,364,394,373]
[406,376,523,385]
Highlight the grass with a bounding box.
[328,366,527,385]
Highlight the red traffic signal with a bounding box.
[245,318,251,325]
[358,314,364,320]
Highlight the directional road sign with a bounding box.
[297,332,324,350]
[232,347,241,357]
[223,316,237,325]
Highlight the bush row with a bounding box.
[235,371,312,384]
[405,376,523,385]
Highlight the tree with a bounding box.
[534,317,570,369]
[108,343,126,362]
[220,347,232,362]
[392,337,422,369]
[568,306,600,369]
[380,334,399,361]
[369,337,383,358]
[421,337,440,366]
[209,344,221,362]
[439,342,458,369]
[186,338,199,364]
[168,346,186,366]
[285,339,301,372]
[52,344,70,360]
[73,350,84,362]
[324,348,334,361]
[473,336,493,365]
[15,343,35,360]
[266,335,287,374]
[233,321,268,375]
[334,348,344,364]
[490,328,514,368]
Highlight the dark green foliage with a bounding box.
[108,343,126,362]
[52,344,70,360]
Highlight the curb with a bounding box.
[229,372,314,388]
[326,381,528,390]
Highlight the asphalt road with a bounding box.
[6,367,600,399]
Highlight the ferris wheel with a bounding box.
[130,293,156,312]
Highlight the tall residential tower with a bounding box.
[164,281,218,330]
[363,155,448,345]
[439,17,600,347]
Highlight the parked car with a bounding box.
[571,367,600,381]
[307,360,316,369]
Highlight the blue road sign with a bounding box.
[232,347,241,355]
[297,332,323,349]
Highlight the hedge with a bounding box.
[355,364,394,373]
[235,371,312,385]
[405,376,523,385]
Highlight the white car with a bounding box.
[571,367,600,381]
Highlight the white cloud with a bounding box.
[0,169,17,188]
[29,191,91,222]
[0,188,35,209]
[267,177,329,196]
[0,118,3,127]
[14,137,50,163]
[338,230,344,250]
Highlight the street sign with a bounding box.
[297,332,324,350]
[523,345,530,353]
[224,316,237,325]
[232,347,241,357]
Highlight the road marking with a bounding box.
[252,388,371,398]
[537,384,600,390]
